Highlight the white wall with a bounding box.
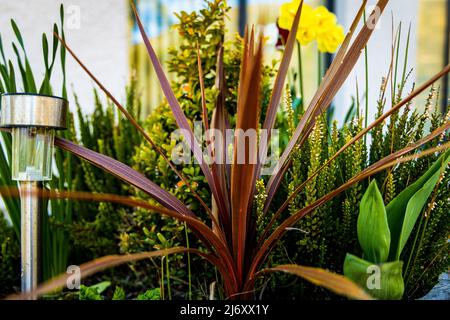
[0,0,129,115]
[334,0,419,125]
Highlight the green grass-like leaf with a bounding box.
[387,149,450,260]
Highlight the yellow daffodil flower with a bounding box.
[279,1,318,45]
[317,24,345,53]
[277,0,345,52]
[314,5,337,33]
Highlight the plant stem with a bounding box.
[356,78,360,118]
[399,23,411,98]
[297,41,305,111]
[393,23,402,104]
[160,257,165,300]
[363,10,369,147]
[318,50,322,87]
[184,222,192,300]
[404,215,427,285]
[166,255,172,300]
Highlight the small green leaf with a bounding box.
[42,33,49,70]
[136,288,161,300]
[60,4,65,25]
[51,24,59,70]
[7,60,16,92]
[79,285,103,300]
[0,64,10,90]
[24,59,37,93]
[0,35,6,65]
[90,281,111,294]
[357,180,390,263]
[157,232,168,246]
[112,286,126,300]
[10,19,25,50]
[11,43,27,91]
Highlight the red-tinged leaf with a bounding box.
[197,45,209,132]
[249,26,255,58]
[6,248,211,300]
[210,46,231,236]
[55,137,195,217]
[0,184,238,291]
[237,26,249,106]
[261,63,450,232]
[54,32,213,219]
[256,0,303,177]
[262,265,373,300]
[263,162,289,213]
[264,0,388,209]
[131,2,228,219]
[231,35,264,283]
[53,138,234,270]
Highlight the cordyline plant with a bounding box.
[5,0,450,300]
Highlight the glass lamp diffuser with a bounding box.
[12,127,55,181]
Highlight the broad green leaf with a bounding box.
[395,153,449,259]
[387,149,450,260]
[343,253,404,300]
[357,180,390,263]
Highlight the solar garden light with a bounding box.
[0,93,68,298]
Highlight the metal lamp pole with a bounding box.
[0,93,68,299]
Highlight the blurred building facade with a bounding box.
[0,0,448,121]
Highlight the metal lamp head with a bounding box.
[0,93,68,181]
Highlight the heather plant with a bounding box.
[264,85,449,299]
[0,213,20,297]
[68,79,143,258]
[258,15,449,299]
